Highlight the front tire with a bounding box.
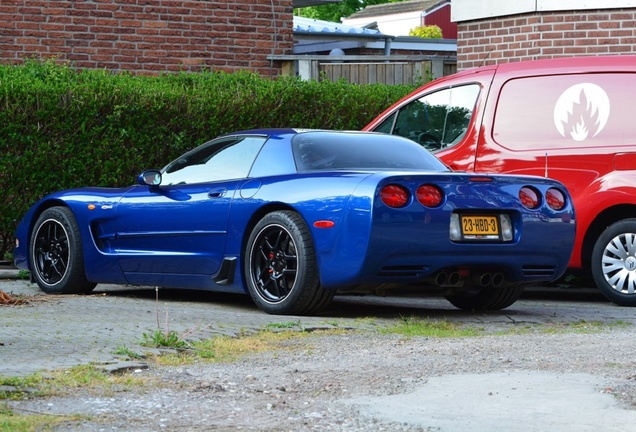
[591,219,636,306]
[29,207,96,294]
[244,211,333,315]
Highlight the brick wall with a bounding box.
[0,0,294,76]
[457,8,636,70]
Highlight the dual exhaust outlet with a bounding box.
[434,271,505,288]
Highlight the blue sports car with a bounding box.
[14,130,575,315]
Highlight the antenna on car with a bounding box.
[478,48,495,68]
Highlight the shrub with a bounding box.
[409,25,443,39]
[0,60,418,254]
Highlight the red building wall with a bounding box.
[0,0,294,76]
[424,4,457,39]
[457,8,636,70]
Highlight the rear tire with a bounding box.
[29,207,96,294]
[445,285,524,311]
[244,210,333,315]
[591,219,636,306]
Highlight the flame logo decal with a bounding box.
[553,83,610,141]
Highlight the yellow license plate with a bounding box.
[461,215,500,237]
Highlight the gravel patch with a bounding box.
[8,329,636,431]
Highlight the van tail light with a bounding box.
[416,184,444,207]
[546,188,566,211]
[519,186,540,209]
[380,184,409,208]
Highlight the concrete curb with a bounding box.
[0,269,21,279]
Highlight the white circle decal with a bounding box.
[553,83,610,141]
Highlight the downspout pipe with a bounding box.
[383,36,393,56]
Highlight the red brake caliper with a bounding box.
[268,253,274,273]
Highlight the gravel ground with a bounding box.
[8,328,636,431]
[5,278,636,431]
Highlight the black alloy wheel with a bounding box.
[30,207,96,294]
[245,210,333,315]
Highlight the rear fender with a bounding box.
[576,172,636,268]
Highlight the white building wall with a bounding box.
[343,12,422,36]
[452,0,636,21]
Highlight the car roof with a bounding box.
[220,128,298,139]
[221,128,397,141]
[472,54,636,77]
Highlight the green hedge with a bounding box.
[0,61,417,257]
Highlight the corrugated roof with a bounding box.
[346,0,448,20]
[293,16,386,38]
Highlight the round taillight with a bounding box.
[416,184,443,207]
[546,188,566,210]
[380,184,409,208]
[519,186,540,209]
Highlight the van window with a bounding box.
[493,74,636,150]
[377,84,480,152]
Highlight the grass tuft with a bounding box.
[380,316,483,338]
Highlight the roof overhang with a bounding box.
[293,16,392,41]
[292,16,395,54]
[293,0,343,7]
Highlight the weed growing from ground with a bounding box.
[113,345,144,359]
[264,320,303,330]
[141,329,188,349]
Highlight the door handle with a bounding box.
[208,188,227,198]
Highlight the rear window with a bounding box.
[292,131,449,172]
[493,73,636,150]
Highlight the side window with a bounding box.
[161,136,267,185]
[373,112,397,134]
[387,84,480,152]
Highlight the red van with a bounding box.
[364,55,636,306]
